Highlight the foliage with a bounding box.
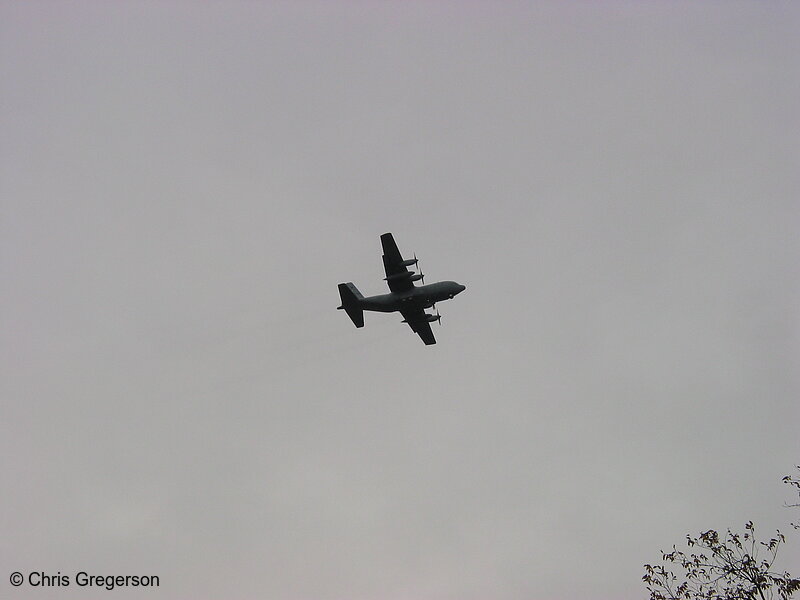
[782,465,800,530]
[643,469,800,600]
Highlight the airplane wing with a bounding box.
[381,232,417,293]
[400,306,437,346]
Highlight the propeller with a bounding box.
[435,307,442,326]
[415,254,424,284]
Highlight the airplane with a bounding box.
[337,233,466,345]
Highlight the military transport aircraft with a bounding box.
[337,233,466,345]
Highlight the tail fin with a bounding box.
[337,283,364,328]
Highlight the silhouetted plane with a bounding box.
[338,233,466,345]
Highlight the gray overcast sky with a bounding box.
[2,2,798,599]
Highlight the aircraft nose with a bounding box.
[458,284,466,294]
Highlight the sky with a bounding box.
[2,2,799,599]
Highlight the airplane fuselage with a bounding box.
[359,281,466,313]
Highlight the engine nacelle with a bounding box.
[401,258,418,267]
[384,272,410,281]
[425,313,441,323]
[385,271,423,282]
